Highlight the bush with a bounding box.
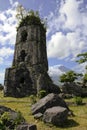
[74,96,83,105]
[38,90,46,99]
[18,15,46,31]
[0,111,24,130]
[0,84,3,90]
[30,95,36,105]
[14,111,24,127]
[0,112,10,130]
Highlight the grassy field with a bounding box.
[0,90,87,130]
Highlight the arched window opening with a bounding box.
[20,77,25,84]
[20,50,26,62]
[21,30,28,42]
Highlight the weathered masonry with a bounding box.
[4,15,60,97]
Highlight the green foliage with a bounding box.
[0,123,6,130]
[0,84,3,90]
[16,4,47,31]
[0,111,24,130]
[74,96,83,105]
[13,111,24,127]
[12,65,16,69]
[0,112,10,130]
[83,73,87,85]
[30,95,36,104]
[76,52,87,86]
[76,52,87,64]
[1,112,10,122]
[60,73,68,83]
[38,90,47,99]
[16,4,27,21]
[18,14,46,31]
[60,71,79,83]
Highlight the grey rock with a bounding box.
[16,124,37,130]
[0,105,25,129]
[58,93,73,99]
[81,91,87,97]
[32,93,69,115]
[61,82,82,96]
[34,113,43,119]
[0,106,37,130]
[43,106,68,126]
[0,105,18,116]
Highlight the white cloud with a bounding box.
[0,57,3,64]
[73,62,87,74]
[47,31,87,60]
[0,47,14,84]
[48,64,70,85]
[0,2,18,45]
[47,32,70,59]
[48,65,63,85]
[9,0,13,5]
[47,0,87,61]
[0,13,6,21]
[49,65,63,76]
[59,0,82,30]
[47,0,85,33]
[0,47,14,58]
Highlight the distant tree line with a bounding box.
[60,52,87,87]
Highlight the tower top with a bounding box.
[16,9,46,31]
[18,15,46,31]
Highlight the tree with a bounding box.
[83,73,87,85]
[76,52,87,86]
[16,5,40,23]
[16,4,27,22]
[28,10,39,17]
[60,71,81,84]
[76,52,87,64]
[16,5,47,31]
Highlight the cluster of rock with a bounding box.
[61,82,87,97]
[16,124,37,130]
[32,93,69,126]
[0,105,37,130]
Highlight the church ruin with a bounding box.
[4,14,60,97]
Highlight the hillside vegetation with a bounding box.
[0,91,87,130]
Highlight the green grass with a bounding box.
[0,90,87,130]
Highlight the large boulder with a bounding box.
[48,84,61,94]
[0,106,25,129]
[43,106,68,126]
[61,82,82,96]
[0,106,37,130]
[32,93,69,115]
[0,105,20,118]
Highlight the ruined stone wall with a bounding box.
[4,24,60,97]
[13,25,48,71]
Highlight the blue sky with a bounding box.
[0,0,87,84]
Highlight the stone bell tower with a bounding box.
[4,15,60,97]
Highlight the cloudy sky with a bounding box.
[0,0,87,84]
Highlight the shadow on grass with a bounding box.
[57,119,79,128]
[46,119,79,129]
